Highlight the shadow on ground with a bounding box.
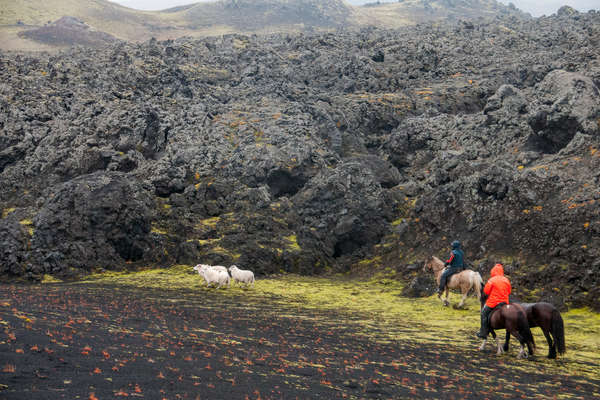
[1,282,599,399]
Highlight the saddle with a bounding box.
[487,302,508,323]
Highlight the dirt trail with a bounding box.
[1,283,599,399]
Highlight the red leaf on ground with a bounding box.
[2,364,16,373]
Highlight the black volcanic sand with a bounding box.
[1,283,599,399]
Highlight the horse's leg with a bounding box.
[495,336,503,355]
[489,330,503,355]
[503,332,511,352]
[514,330,530,359]
[478,338,487,351]
[457,287,468,309]
[508,328,529,359]
[518,343,528,359]
[543,328,556,359]
[443,287,450,307]
[479,329,495,351]
[479,329,494,351]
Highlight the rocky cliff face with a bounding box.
[1,10,599,309]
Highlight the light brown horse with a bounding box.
[423,256,483,309]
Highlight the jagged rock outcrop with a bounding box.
[1,11,600,309]
[526,70,600,154]
[31,173,157,275]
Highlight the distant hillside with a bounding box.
[0,0,174,40]
[19,16,118,47]
[179,0,354,32]
[355,0,530,28]
[0,0,531,51]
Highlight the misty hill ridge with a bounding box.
[179,0,354,31]
[1,0,531,49]
[357,0,530,27]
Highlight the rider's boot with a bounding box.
[476,308,490,338]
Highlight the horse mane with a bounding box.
[431,255,443,265]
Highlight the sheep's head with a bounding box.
[229,265,237,272]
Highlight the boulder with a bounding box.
[527,70,600,153]
[32,172,155,274]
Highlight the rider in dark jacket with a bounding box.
[437,240,465,294]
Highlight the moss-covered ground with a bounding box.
[1,267,599,399]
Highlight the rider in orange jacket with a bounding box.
[476,263,511,339]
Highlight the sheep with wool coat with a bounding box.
[193,264,228,274]
[228,265,255,287]
[193,264,230,288]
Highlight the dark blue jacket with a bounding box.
[446,249,464,269]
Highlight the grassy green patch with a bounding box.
[41,274,62,283]
[19,218,35,236]
[284,235,301,251]
[77,267,600,380]
[197,216,220,229]
[150,223,169,235]
[2,207,16,218]
[209,245,241,260]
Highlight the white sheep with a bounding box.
[202,268,230,288]
[193,264,230,288]
[193,264,228,275]
[193,264,207,275]
[228,265,255,287]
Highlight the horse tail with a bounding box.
[552,308,566,355]
[517,310,536,355]
[473,272,483,300]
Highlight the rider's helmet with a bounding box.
[451,240,461,249]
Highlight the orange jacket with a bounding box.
[484,264,511,308]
